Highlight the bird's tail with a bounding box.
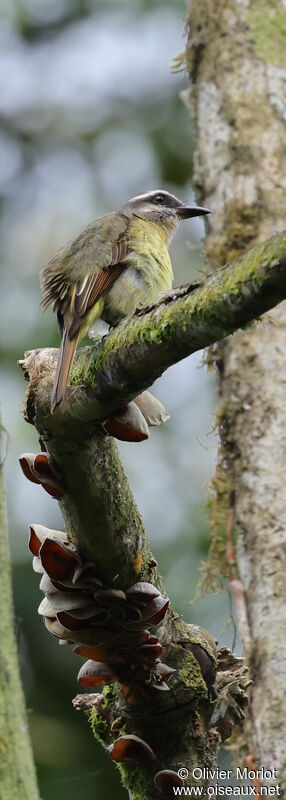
[51,330,78,413]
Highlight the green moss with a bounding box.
[194,390,237,600]
[183,624,217,665]
[102,683,118,707]
[249,1,286,68]
[178,650,208,699]
[205,203,260,269]
[90,707,110,742]
[117,764,150,800]
[90,684,123,745]
[187,0,286,70]
[89,684,120,744]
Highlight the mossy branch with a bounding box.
[18,230,285,799]
[21,229,286,434]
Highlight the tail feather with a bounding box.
[51,331,78,413]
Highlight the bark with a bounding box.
[0,422,39,800]
[19,229,286,799]
[185,0,286,785]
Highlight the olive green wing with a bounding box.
[67,258,127,339]
[40,211,131,337]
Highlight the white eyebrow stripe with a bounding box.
[130,190,168,203]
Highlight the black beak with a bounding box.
[176,205,212,219]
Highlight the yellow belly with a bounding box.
[103,264,171,324]
[79,217,174,333]
[103,218,174,324]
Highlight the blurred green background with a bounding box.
[0,1,235,797]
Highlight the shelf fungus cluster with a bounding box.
[21,450,186,798]
[19,452,64,499]
[28,523,174,703]
[101,390,170,442]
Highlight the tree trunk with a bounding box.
[0,422,39,800]
[185,0,286,785]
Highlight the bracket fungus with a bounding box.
[27,524,174,703]
[19,452,64,498]
[154,769,184,798]
[102,391,170,442]
[102,402,150,442]
[108,735,156,765]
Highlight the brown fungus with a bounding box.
[20,453,64,498]
[29,524,67,556]
[95,589,126,606]
[28,527,173,704]
[73,644,124,664]
[34,453,61,481]
[156,663,176,682]
[134,642,163,663]
[108,735,156,764]
[126,582,160,601]
[39,538,79,581]
[154,770,184,798]
[19,454,41,484]
[77,659,116,687]
[33,453,64,498]
[102,402,150,442]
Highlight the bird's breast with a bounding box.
[102,218,174,324]
[103,252,173,324]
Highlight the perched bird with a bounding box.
[41,190,210,412]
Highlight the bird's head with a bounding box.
[122,190,211,236]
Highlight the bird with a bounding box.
[41,189,210,413]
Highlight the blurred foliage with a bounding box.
[0,1,234,798]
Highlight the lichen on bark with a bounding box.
[249,0,286,68]
[185,0,286,784]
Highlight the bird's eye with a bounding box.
[153,194,165,204]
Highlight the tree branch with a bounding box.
[21,229,286,434]
[19,230,285,798]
